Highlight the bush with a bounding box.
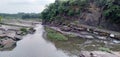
[103,2,120,24]
[20,28,28,33]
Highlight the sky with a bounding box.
[0,0,55,13]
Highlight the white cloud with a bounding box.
[0,0,55,13]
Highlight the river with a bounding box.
[0,24,120,57]
[0,24,75,57]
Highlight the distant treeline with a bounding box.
[0,13,40,19]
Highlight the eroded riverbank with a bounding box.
[44,26,120,57]
[0,22,119,57]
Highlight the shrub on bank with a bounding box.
[20,28,28,35]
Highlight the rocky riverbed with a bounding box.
[45,25,120,57]
[0,19,38,50]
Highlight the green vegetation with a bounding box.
[0,16,2,23]
[41,0,87,24]
[103,3,120,24]
[0,13,40,19]
[20,28,28,35]
[99,47,111,53]
[41,0,120,26]
[45,27,68,41]
[20,28,27,32]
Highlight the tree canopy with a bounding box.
[41,0,120,25]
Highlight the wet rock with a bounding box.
[14,35,23,41]
[28,28,36,34]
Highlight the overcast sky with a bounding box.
[0,0,55,13]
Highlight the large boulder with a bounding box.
[1,39,16,49]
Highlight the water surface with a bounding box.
[0,24,73,57]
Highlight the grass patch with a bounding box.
[45,27,68,41]
[99,47,111,53]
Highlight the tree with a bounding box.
[103,3,120,24]
[95,0,113,26]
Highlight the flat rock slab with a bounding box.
[80,51,120,57]
[2,39,16,48]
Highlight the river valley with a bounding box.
[0,24,75,57]
[0,24,119,57]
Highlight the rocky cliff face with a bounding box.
[79,0,120,31]
[41,0,120,32]
[80,2,101,26]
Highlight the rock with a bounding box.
[76,27,86,31]
[28,28,36,34]
[93,32,99,34]
[113,35,120,40]
[110,34,115,38]
[80,31,90,35]
[96,36,107,40]
[6,31,16,38]
[86,28,94,33]
[99,32,110,36]
[1,39,16,48]
[0,34,6,38]
[81,51,120,57]
[113,40,120,44]
[85,35,94,39]
[60,26,71,32]
[16,31,22,35]
[14,35,23,41]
